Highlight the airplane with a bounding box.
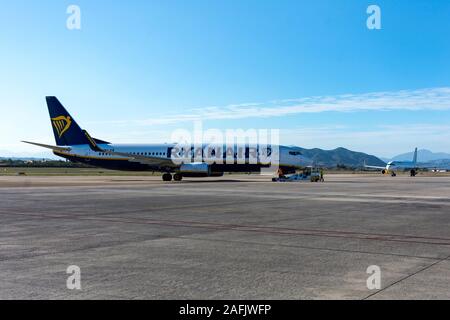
[22,97,312,181]
[365,148,420,177]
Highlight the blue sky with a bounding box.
[1,0,450,158]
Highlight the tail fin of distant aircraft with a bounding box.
[46,96,90,146]
[413,147,418,166]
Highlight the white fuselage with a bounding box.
[386,160,416,171]
[54,143,312,173]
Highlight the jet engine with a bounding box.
[179,163,224,177]
[179,163,211,177]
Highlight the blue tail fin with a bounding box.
[46,97,89,146]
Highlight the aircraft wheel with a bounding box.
[391,172,397,177]
[410,170,416,177]
[173,173,183,181]
[162,173,172,181]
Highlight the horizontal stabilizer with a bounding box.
[93,138,111,145]
[22,141,71,152]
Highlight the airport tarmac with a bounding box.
[1,174,450,299]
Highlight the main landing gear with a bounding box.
[162,173,183,182]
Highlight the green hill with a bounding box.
[297,147,385,168]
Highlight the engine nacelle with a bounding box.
[179,162,211,177]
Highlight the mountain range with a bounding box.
[294,147,385,168]
[0,150,56,160]
[389,149,450,162]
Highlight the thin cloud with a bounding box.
[130,87,450,125]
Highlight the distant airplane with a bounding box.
[23,97,312,181]
[365,148,425,177]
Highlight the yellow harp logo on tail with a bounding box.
[51,116,72,138]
